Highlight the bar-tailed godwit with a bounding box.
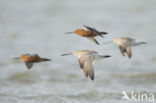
[13,54,51,69]
[66,25,108,45]
[61,50,111,80]
[103,37,147,58]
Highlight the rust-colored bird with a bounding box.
[13,54,51,69]
[66,25,108,45]
[61,50,111,80]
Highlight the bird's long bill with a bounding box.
[65,32,73,34]
[12,57,21,60]
[102,41,112,45]
[60,53,72,56]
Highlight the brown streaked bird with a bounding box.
[61,50,111,80]
[66,25,108,45]
[103,37,147,58]
[13,54,51,69]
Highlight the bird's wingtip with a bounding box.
[91,77,94,81]
[82,25,87,27]
[100,32,108,35]
[142,42,147,44]
[106,55,111,58]
[101,55,111,58]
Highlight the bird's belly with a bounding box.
[26,57,40,63]
[83,33,96,37]
[76,31,96,37]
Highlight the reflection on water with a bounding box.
[0,0,156,103]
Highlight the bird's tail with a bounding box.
[138,41,147,44]
[132,41,147,46]
[100,55,111,58]
[98,32,108,38]
[41,58,51,62]
[99,32,108,35]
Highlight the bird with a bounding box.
[65,25,108,45]
[13,54,51,69]
[61,50,111,80]
[103,37,147,58]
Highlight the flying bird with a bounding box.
[13,54,51,69]
[61,50,111,80]
[103,37,147,58]
[65,25,108,45]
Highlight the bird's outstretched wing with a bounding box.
[126,46,132,58]
[84,62,94,80]
[82,25,93,31]
[78,55,94,80]
[119,45,132,58]
[25,62,33,69]
[119,46,126,56]
[83,25,105,38]
[87,37,99,45]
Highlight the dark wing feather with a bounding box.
[83,61,94,80]
[25,62,33,69]
[119,45,132,58]
[126,46,132,58]
[87,63,94,80]
[87,37,99,45]
[79,55,94,80]
[78,58,85,69]
[83,25,105,38]
[83,25,94,31]
[119,46,126,56]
